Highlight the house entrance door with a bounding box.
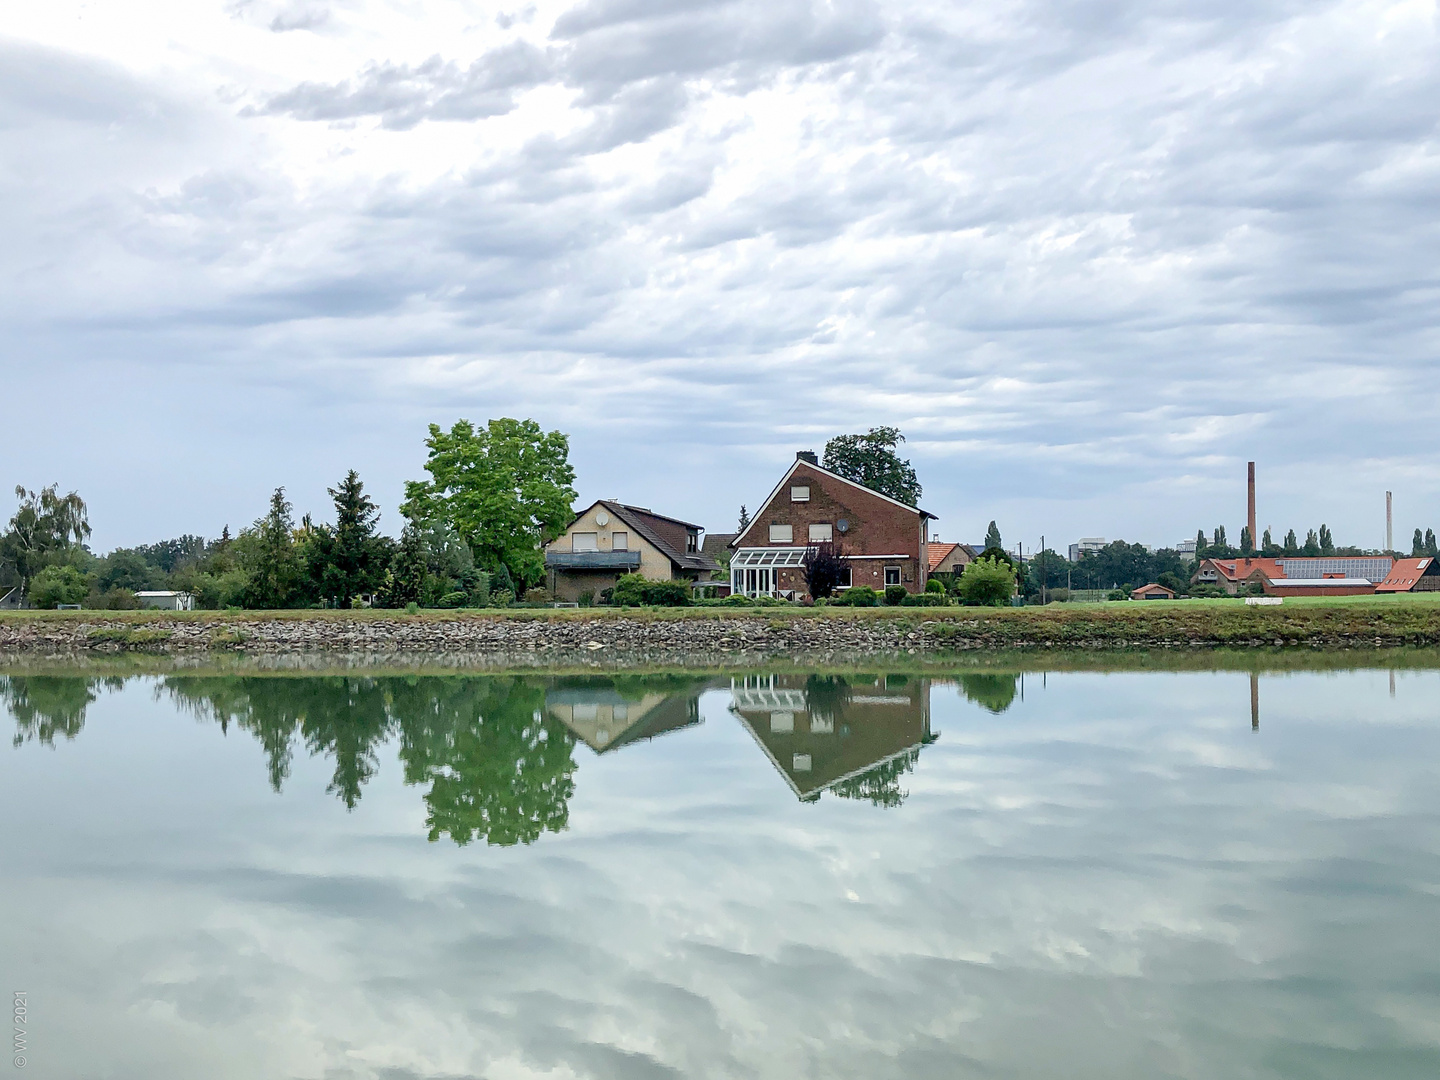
[743,568,772,596]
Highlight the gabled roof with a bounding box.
[595,500,716,574]
[927,542,958,572]
[731,459,935,548]
[1199,557,1286,582]
[1376,557,1435,592]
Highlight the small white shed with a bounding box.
[134,591,195,611]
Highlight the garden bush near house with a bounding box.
[884,584,908,605]
[439,591,468,608]
[490,589,514,607]
[1245,581,1267,597]
[900,593,946,606]
[612,573,691,607]
[577,590,595,607]
[925,578,944,594]
[834,585,878,607]
[1107,588,1129,601]
[1187,584,1228,598]
[28,565,90,609]
[956,556,1017,607]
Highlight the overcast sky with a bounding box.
[3,0,1438,552]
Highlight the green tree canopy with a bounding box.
[240,488,303,608]
[984,521,1003,550]
[1,484,91,587]
[1319,524,1334,555]
[821,426,921,506]
[401,418,577,588]
[28,565,89,609]
[1283,528,1299,556]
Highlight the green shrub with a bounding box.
[577,589,595,607]
[1187,584,1228,598]
[884,584,908,605]
[29,565,89,609]
[957,557,1017,607]
[1048,588,1070,603]
[612,573,691,607]
[524,586,553,604]
[94,587,141,610]
[836,585,879,607]
[900,593,946,606]
[491,589,514,607]
[925,578,944,594]
[1107,588,1129,601]
[439,591,468,608]
[404,601,420,615]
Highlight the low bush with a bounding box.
[612,574,691,607]
[834,585,879,607]
[439,591,468,608]
[1107,588,1129,601]
[1048,588,1070,603]
[577,590,595,607]
[884,584,908,605]
[93,587,141,610]
[524,586,553,604]
[404,601,420,615]
[900,593,947,606]
[925,578,945,594]
[957,557,1017,607]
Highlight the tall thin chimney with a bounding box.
[1247,462,1256,548]
[1386,491,1393,551]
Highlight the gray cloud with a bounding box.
[3,1,1440,549]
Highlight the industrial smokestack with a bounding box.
[1386,491,1393,552]
[1247,462,1256,548]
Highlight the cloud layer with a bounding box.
[2,1,1438,548]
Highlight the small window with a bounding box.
[808,523,832,542]
[572,532,598,552]
[884,566,901,586]
[770,711,795,733]
[611,532,628,551]
[687,531,698,552]
[837,565,852,588]
[769,524,793,543]
[791,486,810,502]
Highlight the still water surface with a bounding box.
[2,666,1439,1079]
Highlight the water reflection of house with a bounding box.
[728,675,933,801]
[545,682,710,753]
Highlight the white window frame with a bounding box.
[611,531,628,551]
[572,532,598,552]
[807,523,832,542]
[769,524,793,543]
[791,486,810,502]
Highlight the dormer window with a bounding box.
[791,486,810,502]
[687,530,698,553]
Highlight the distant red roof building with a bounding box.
[1376,557,1440,593]
[1194,555,1396,595]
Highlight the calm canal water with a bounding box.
[2,665,1439,1079]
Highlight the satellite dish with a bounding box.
[836,519,849,534]
[596,511,610,526]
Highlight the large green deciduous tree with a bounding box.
[1,485,91,589]
[821,426,922,506]
[957,556,1016,606]
[401,418,577,588]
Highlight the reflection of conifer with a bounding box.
[297,677,394,809]
[829,747,920,808]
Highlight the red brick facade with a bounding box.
[732,459,933,598]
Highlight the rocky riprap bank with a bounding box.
[3,603,1439,664]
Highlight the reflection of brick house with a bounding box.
[728,674,932,800]
[729,452,936,599]
[543,500,717,602]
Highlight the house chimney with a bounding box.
[1247,462,1256,548]
[796,450,818,465]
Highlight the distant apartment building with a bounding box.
[1068,537,1106,562]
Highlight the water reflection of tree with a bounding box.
[957,673,1019,714]
[1,676,123,747]
[829,747,921,808]
[163,674,576,846]
[396,677,576,846]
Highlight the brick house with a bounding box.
[544,500,717,602]
[728,452,936,599]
